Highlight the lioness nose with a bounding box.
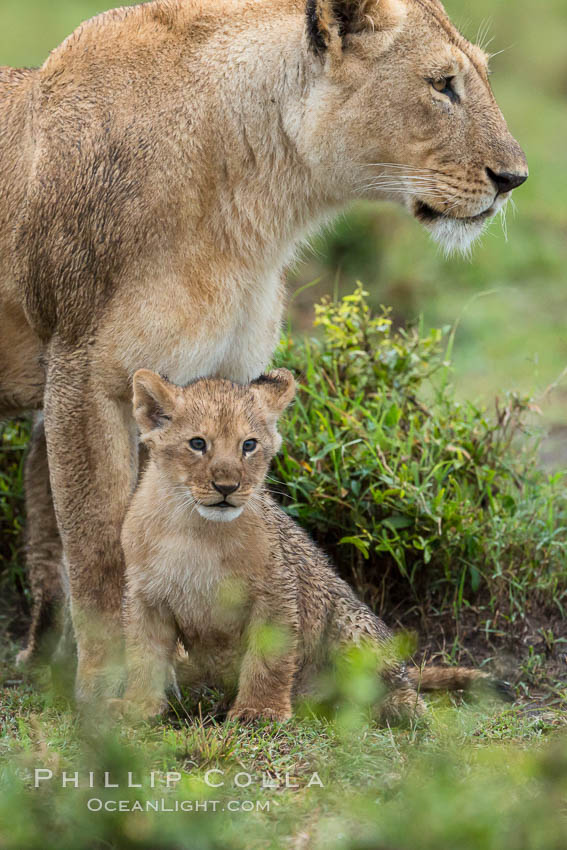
[213,482,240,496]
[486,168,528,194]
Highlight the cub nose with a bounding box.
[212,482,240,497]
[486,168,528,194]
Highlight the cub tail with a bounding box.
[407,666,514,701]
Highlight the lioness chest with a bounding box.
[96,266,284,393]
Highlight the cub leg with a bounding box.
[16,414,64,667]
[122,593,178,718]
[43,340,137,705]
[228,601,299,723]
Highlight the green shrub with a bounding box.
[276,285,567,620]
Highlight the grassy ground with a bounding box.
[2,628,567,850]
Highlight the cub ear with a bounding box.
[132,369,178,436]
[250,369,296,420]
[306,0,405,54]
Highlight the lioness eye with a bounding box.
[429,76,459,103]
[189,437,207,453]
[242,439,258,455]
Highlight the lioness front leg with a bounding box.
[43,340,136,705]
[121,595,178,719]
[228,606,298,723]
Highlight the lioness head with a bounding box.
[132,368,296,523]
[301,0,528,253]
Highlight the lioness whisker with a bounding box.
[354,179,447,190]
[354,178,448,188]
[488,44,515,61]
[499,203,509,242]
[359,185,444,191]
[356,189,447,197]
[359,162,445,175]
[476,17,493,53]
[356,187,448,198]
[355,175,447,184]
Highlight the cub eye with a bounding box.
[429,76,459,103]
[242,439,258,455]
[189,437,207,453]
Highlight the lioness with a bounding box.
[0,0,528,702]
[119,368,505,722]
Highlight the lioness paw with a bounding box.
[111,696,168,721]
[227,705,292,724]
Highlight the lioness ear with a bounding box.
[250,369,296,420]
[132,369,178,436]
[306,0,405,54]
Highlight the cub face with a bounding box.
[132,369,296,523]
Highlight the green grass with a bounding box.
[1,637,567,850]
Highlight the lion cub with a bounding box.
[120,369,504,722]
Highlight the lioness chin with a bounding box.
[116,368,510,724]
[1,0,527,701]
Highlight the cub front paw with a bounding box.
[227,705,292,723]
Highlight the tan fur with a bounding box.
[407,666,496,692]
[119,370,507,722]
[0,0,527,700]
[15,415,65,668]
